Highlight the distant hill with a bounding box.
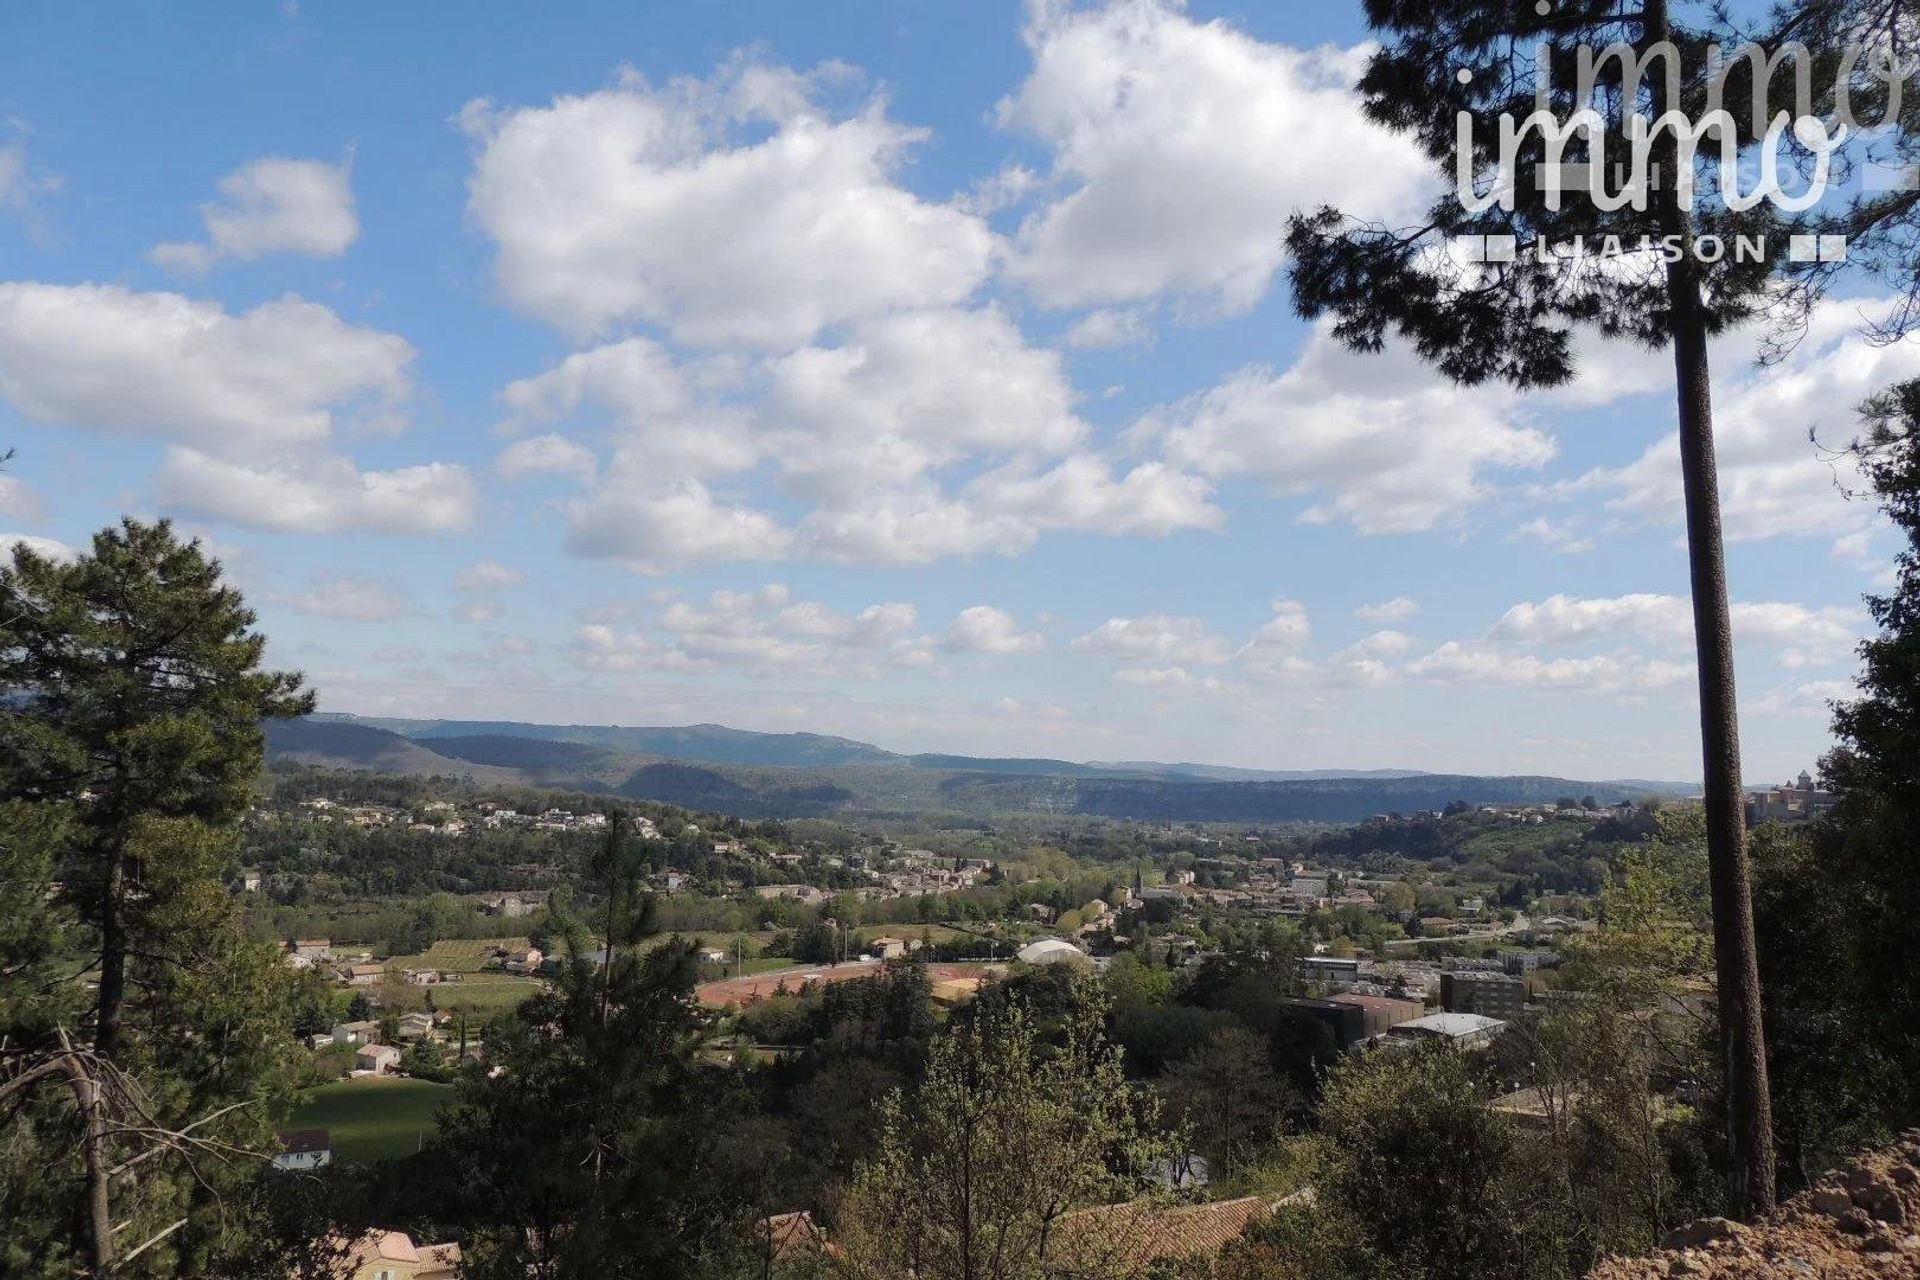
[317,715,898,768]
[1087,761,1433,782]
[273,714,1694,825]
[263,720,521,785]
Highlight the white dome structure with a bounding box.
[1016,938,1087,967]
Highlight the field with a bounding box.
[697,961,1000,1007]
[287,1077,451,1163]
[385,936,530,972]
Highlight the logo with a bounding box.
[1452,1,1911,264]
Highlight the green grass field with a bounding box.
[287,1077,451,1163]
[384,936,531,973]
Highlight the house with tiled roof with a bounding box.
[334,1229,462,1280]
[1043,1196,1273,1277]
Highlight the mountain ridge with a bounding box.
[280,714,1697,822]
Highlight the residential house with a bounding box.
[396,1012,435,1042]
[356,1043,402,1075]
[342,963,387,987]
[287,938,333,968]
[272,1129,332,1172]
[334,1230,462,1280]
[868,936,907,959]
[1045,1196,1273,1278]
[500,946,543,974]
[329,1020,379,1047]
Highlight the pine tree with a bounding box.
[1281,0,1844,1215]
[0,519,313,1276]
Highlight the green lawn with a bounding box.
[385,936,530,973]
[287,1077,452,1163]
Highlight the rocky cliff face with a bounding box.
[1590,1135,1920,1278]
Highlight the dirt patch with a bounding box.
[1589,1134,1920,1278]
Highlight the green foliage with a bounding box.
[840,976,1174,1280]
[432,820,762,1279]
[0,520,312,1278]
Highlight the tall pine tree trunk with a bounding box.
[1644,0,1775,1216]
[1668,278,1776,1217]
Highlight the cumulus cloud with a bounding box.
[943,606,1046,654]
[1063,308,1148,349]
[0,283,470,535]
[1236,598,1314,678]
[574,583,934,675]
[1584,299,1920,545]
[1513,516,1597,554]
[494,433,599,483]
[456,599,506,623]
[462,60,995,346]
[150,156,358,273]
[152,449,476,535]
[283,576,409,621]
[456,560,526,590]
[0,284,409,450]
[1147,324,1555,533]
[998,0,1427,311]
[497,306,1219,569]
[564,479,793,573]
[1355,596,1419,623]
[0,474,44,523]
[1113,665,1228,692]
[1406,641,1692,693]
[1489,593,1860,665]
[1072,613,1231,665]
[0,532,76,562]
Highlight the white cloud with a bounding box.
[564,478,792,573]
[1489,593,1860,665]
[283,576,409,621]
[0,474,44,523]
[462,61,995,346]
[1335,629,1415,660]
[1585,299,1920,543]
[1236,598,1314,678]
[456,560,526,590]
[1513,516,1597,554]
[1355,596,1418,623]
[1113,665,1228,692]
[0,284,410,450]
[456,599,506,623]
[495,433,599,483]
[0,532,75,562]
[1063,308,1148,349]
[943,605,1045,654]
[150,156,358,272]
[1407,641,1692,693]
[0,139,59,216]
[1148,325,1555,533]
[504,305,1220,569]
[152,449,476,535]
[574,583,934,675]
[500,337,752,477]
[1753,678,1858,716]
[998,0,1427,311]
[1072,613,1231,664]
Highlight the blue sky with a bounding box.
[0,0,1900,782]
